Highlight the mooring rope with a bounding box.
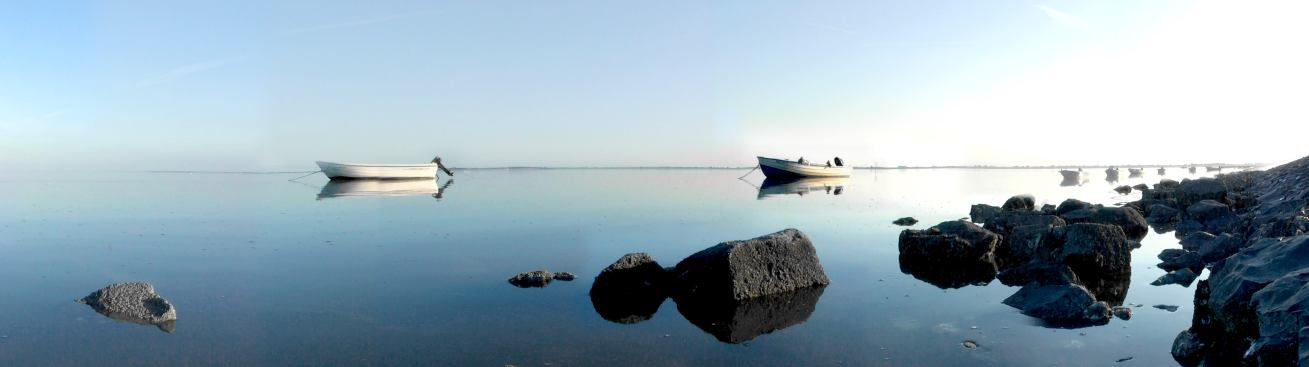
[287,170,321,182]
[738,165,760,179]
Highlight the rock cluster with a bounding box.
[899,194,1141,326]
[1128,155,1309,366]
[588,229,829,343]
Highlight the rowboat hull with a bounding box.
[757,157,852,178]
[1059,170,1080,180]
[316,161,439,179]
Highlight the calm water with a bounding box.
[0,168,1222,366]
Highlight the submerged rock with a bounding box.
[671,229,829,302]
[1155,304,1180,312]
[1002,283,1107,325]
[1157,249,1205,273]
[508,270,556,288]
[552,272,577,281]
[996,262,1079,287]
[1180,232,1243,263]
[1115,185,1133,195]
[892,217,919,226]
[1151,268,1199,287]
[1112,306,1133,320]
[78,282,177,332]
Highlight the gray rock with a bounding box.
[1049,223,1133,276]
[1040,204,1058,215]
[1157,249,1205,273]
[1055,199,1096,216]
[1002,283,1103,323]
[1133,184,1150,191]
[1206,236,1309,346]
[1115,185,1133,195]
[1180,232,1244,263]
[590,253,668,324]
[1175,178,1229,207]
[982,212,1065,264]
[1248,270,1309,364]
[1155,179,1181,190]
[1059,207,1150,240]
[1172,329,1205,366]
[1155,304,1180,312]
[969,204,1002,223]
[508,270,555,288]
[1112,306,1133,320]
[892,217,918,226]
[1185,200,1240,234]
[78,282,177,332]
[1151,268,1199,287]
[900,221,1000,262]
[1002,194,1037,212]
[1146,204,1180,224]
[996,262,1080,287]
[553,272,577,281]
[672,229,830,301]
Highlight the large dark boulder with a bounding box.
[1248,270,1309,364]
[78,282,177,333]
[970,204,1002,224]
[1048,223,1133,276]
[1002,194,1036,212]
[1206,236,1309,344]
[1055,199,1095,216]
[1156,179,1181,190]
[1186,200,1241,234]
[1180,232,1244,263]
[1158,249,1205,273]
[1059,207,1149,240]
[1114,185,1133,195]
[590,253,670,324]
[675,285,825,344]
[671,229,830,302]
[900,221,1000,262]
[1147,204,1181,224]
[1002,283,1110,325]
[1175,178,1229,207]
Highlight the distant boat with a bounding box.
[1158,167,1167,175]
[757,156,852,178]
[316,157,454,179]
[1059,169,1081,180]
[1207,166,1222,172]
[1189,166,1198,173]
[1128,168,1143,175]
[1105,167,1120,176]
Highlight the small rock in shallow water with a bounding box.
[892,217,918,226]
[1112,306,1133,320]
[1153,304,1180,312]
[1116,356,1134,363]
[78,282,177,332]
[552,272,576,281]
[962,340,978,349]
[508,270,555,288]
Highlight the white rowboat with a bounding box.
[757,156,852,178]
[316,161,440,179]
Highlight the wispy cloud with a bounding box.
[137,56,249,86]
[282,12,426,36]
[1037,5,1089,29]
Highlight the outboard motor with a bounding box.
[833,157,844,167]
[432,156,455,176]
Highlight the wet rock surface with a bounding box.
[969,204,1002,223]
[508,270,557,288]
[892,216,918,226]
[1001,194,1036,212]
[671,228,830,301]
[900,221,1000,263]
[78,282,177,332]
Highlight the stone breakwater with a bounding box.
[1123,156,1309,366]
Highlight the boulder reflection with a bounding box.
[674,286,826,344]
[757,177,848,199]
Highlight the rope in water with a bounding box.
[287,171,322,182]
[738,165,759,179]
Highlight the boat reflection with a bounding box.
[757,177,848,199]
[316,178,453,200]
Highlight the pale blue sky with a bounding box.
[2,1,1307,170]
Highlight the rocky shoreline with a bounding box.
[901,155,1309,365]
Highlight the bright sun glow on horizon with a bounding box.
[1,1,1306,171]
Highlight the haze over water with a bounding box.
[0,168,1223,366]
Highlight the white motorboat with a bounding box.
[315,157,454,179]
[757,156,852,178]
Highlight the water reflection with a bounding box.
[674,286,826,344]
[898,252,997,289]
[757,177,847,199]
[316,178,453,200]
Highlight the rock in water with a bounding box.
[892,217,919,226]
[1002,194,1037,212]
[1115,185,1133,195]
[900,220,1001,262]
[1050,223,1133,276]
[1157,249,1205,273]
[590,253,669,324]
[508,270,555,288]
[553,272,577,281]
[671,228,830,301]
[1002,283,1106,324]
[970,204,1002,223]
[1151,268,1199,287]
[78,282,177,332]
[1058,207,1150,240]
[1056,199,1096,216]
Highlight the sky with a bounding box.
[2,0,1307,170]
